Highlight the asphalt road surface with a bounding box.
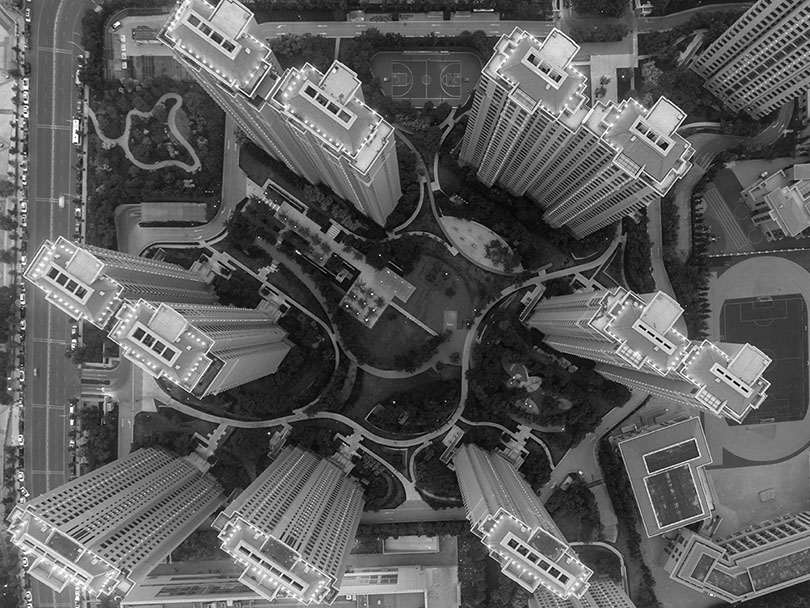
[25,0,90,606]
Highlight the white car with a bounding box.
[20,173,27,187]
[24,8,30,22]
[20,200,27,213]
[17,433,23,445]
[20,253,26,268]
[22,105,29,119]
[18,292,25,306]
[22,91,28,104]
[17,470,24,482]
[20,214,27,228]
[21,556,28,568]
[20,319,26,331]
[22,77,29,91]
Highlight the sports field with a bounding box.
[371,51,482,107]
[719,294,808,424]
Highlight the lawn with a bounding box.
[357,308,436,369]
[399,253,474,332]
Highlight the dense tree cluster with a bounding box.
[85,80,225,249]
[465,309,630,448]
[544,477,602,540]
[622,212,655,294]
[413,442,462,506]
[357,520,468,539]
[572,0,626,17]
[268,34,335,72]
[570,24,629,43]
[77,405,118,470]
[131,430,196,456]
[598,439,662,608]
[638,10,746,56]
[518,447,552,494]
[437,166,616,267]
[369,380,458,434]
[384,139,422,231]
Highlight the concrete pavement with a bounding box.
[24,1,92,607]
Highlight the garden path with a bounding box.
[87,92,201,173]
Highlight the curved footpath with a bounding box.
[87,92,201,173]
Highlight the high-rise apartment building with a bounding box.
[460,27,693,237]
[530,578,637,608]
[690,0,810,119]
[741,163,810,241]
[160,0,401,225]
[212,445,365,605]
[526,287,772,422]
[7,448,225,598]
[663,512,810,602]
[24,236,216,329]
[453,443,592,600]
[120,560,432,608]
[108,299,292,398]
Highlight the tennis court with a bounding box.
[719,294,808,424]
[371,51,482,107]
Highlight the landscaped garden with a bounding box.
[366,379,459,436]
[413,441,462,507]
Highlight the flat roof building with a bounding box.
[7,448,225,598]
[160,0,401,226]
[460,28,693,238]
[24,237,216,329]
[663,512,810,602]
[614,416,713,537]
[453,443,592,600]
[741,164,810,241]
[212,445,365,605]
[527,288,772,423]
[690,0,810,119]
[108,299,291,398]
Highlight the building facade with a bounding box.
[530,578,637,608]
[460,27,693,237]
[108,299,292,398]
[24,236,216,329]
[526,287,772,422]
[690,0,810,119]
[7,448,225,598]
[160,0,401,225]
[119,560,430,608]
[663,512,810,602]
[212,445,365,605]
[452,443,592,600]
[741,163,810,240]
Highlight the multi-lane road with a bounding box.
[25,0,90,607]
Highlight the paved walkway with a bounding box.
[87,92,201,173]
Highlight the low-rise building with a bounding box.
[613,416,714,537]
[663,512,810,602]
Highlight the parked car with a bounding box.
[19,291,25,306]
[71,323,78,337]
[22,105,29,119]
[20,213,27,227]
[24,8,30,22]
[19,200,27,213]
[22,77,29,91]
[17,470,24,482]
[20,253,26,268]
[111,20,122,30]
[20,319,26,331]
[20,173,27,186]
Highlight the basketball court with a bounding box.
[719,294,808,424]
[372,51,482,107]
